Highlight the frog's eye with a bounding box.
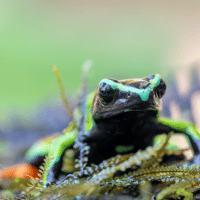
[155,78,166,98]
[145,74,166,98]
[99,82,115,104]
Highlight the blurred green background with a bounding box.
[1,0,200,126]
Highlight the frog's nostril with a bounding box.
[127,92,131,98]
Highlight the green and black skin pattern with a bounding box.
[27,74,200,185]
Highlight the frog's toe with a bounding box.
[45,181,56,187]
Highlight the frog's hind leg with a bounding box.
[43,129,78,185]
[25,133,61,167]
[157,117,200,154]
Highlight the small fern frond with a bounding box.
[115,165,200,187]
[21,156,54,197]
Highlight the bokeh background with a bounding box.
[1,0,200,166]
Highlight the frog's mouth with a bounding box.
[124,106,158,112]
[93,104,159,119]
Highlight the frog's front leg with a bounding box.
[156,117,200,154]
[43,129,78,185]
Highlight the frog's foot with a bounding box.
[0,163,39,181]
[45,180,56,187]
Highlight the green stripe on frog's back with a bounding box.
[99,74,161,102]
[73,91,95,135]
[84,91,95,133]
[73,107,82,128]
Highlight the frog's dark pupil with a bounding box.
[99,83,114,104]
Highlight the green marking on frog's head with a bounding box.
[99,74,161,102]
[149,74,161,88]
[92,74,166,119]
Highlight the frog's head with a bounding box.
[92,74,166,119]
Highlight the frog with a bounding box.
[29,73,199,185]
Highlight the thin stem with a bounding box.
[52,65,74,122]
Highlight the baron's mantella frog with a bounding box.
[25,74,200,185]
